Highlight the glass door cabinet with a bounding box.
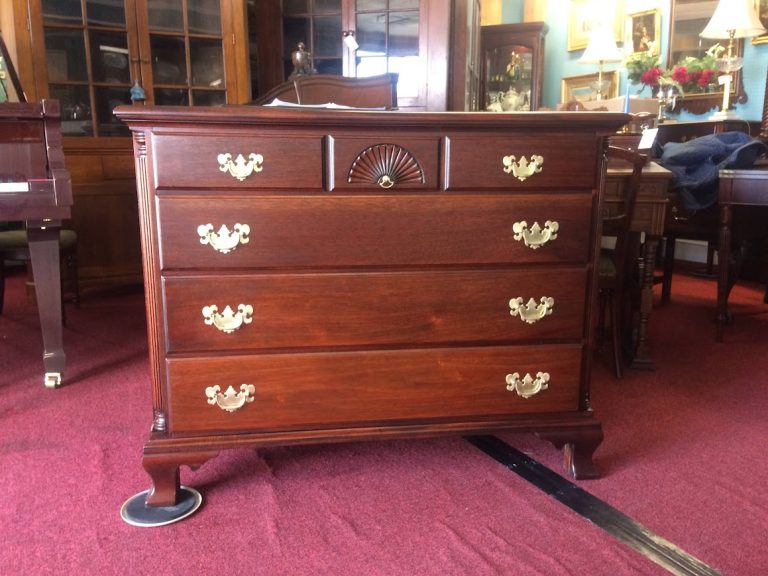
[264,0,473,110]
[480,22,547,112]
[31,0,237,137]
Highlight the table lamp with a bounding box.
[578,25,623,101]
[700,0,766,120]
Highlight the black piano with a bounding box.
[1,35,72,388]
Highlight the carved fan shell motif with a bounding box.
[347,143,425,188]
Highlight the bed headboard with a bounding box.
[252,73,398,110]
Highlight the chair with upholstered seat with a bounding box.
[0,224,79,317]
[599,146,648,378]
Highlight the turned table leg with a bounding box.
[716,204,733,342]
[630,235,659,370]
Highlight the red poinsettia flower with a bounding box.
[698,69,715,87]
[671,66,689,85]
[640,67,663,86]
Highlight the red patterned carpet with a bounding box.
[1,270,766,575]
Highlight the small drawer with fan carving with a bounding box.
[445,134,599,190]
[162,267,588,353]
[327,136,440,190]
[165,344,583,434]
[151,133,324,190]
[156,194,593,269]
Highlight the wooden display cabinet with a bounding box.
[479,22,547,112]
[249,0,480,111]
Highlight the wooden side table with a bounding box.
[604,161,672,369]
[716,168,768,342]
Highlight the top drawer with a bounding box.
[151,133,323,190]
[446,133,599,190]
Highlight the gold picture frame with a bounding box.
[753,0,768,45]
[567,1,624,51]
[629,9,662,55]
[560,71,620,103]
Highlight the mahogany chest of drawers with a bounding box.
[115,106,628,524]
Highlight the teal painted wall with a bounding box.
[499,0,767,121]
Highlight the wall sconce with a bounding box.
[700,0,766,119]
[578,26,623,101]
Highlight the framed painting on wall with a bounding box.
[567,0,624,51]
[630,9,662,55]
[754,0,768,44]
[560,71,620,103]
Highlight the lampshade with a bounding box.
[579,26,623,64]
[700,0,766,39]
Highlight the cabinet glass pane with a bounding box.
[154,88,188,105]
[315,0,342,13]
[390,0,419,9]
[42,0,83,24]
[315,59,342,75]
[90,32,130,84]
[283,0,309,14]
[313,16,342,57]
[94,87,131,136]
[85,0,126,27]
[188,0,221,35]
[151,35,187,84]
[283,17,310,55]
[44,30,88,82]
[50,85,92,135]
[356,0,387,10]
[148,0,184,32]
[192,90,226,106]
[356,13,386,54]
[190,39,224,87]
[389,11,418,56]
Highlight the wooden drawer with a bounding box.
[327,135,440,190]
[162,268,588,352]
[157,195,593,269]
[151,133,323,190]
[166,344,583,434]
[446,134,598,190]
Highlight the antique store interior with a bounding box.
[1,1,768,575]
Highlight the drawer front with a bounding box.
[446,134,598,190]
[163,268,588,352]
[328,136,440,190]
[157,195,593,269]
[151,133,323,190]
[166,344,583,434]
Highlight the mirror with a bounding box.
[668,0,745,114]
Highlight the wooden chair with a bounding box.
[599,146,648,378]
[0,224,79,318]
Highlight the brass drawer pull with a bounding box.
[509,296,554,324]
[506,372,549,398]
[202,304,253,333]
[197,223,250,254]
[205,384,255,413]
[502,154,543,181]
[512,220,558,249]
[217,152,264,181]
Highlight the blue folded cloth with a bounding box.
[655,131,768,210]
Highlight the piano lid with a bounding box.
[0,33,26,104]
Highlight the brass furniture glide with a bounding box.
[114,106,628,526]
